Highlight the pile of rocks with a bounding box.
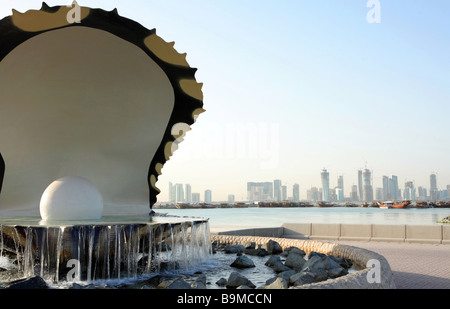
[211,239,353,289]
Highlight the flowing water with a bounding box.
[0,215,212,288]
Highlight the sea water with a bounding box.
[158,207,450,229]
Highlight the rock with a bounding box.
[262,240,283,255]
[6,276,49,289]
[277,269,297,282]
[301,255,328,281]
[244,241,256,249]
[335,256,353,269]
[224,244,245,254]
[164,278,192,289]
[231,255,255,269]
[324,256,348,278]
[290,271,319,286]
[265,277,288,289]
[226,272,256,289]
[308,251,326,259]
[265,255,280,267]
[237,285,253,289]
[216,278,227,287]
[244,247,270,256]
[284,252,306,271]
[265,255,290,272]
[281,247,306,258]
[191,274,207,289]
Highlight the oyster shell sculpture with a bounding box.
[0,3,204,214]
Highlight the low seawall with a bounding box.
[216,223,450,245]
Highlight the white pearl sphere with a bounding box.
[40,176,103,221]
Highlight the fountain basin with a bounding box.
[0,215,211,284]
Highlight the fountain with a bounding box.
[0,2,209,286]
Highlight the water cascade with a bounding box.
[0,217,212,284]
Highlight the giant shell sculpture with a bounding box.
[0,2,204,214]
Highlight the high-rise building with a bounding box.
[228,194,235,203]
[204,190,212,203]
[321,169,330,202]
[362,169,373,202]
[391,175,399,200]
[382,176,390,200]
[430,174,438,201]
[175,183,184,203]
[192,193,200,203]
[430,174,437,191]
[404,181,416,201]
[281,185,287,201]
[185,184,192,203]
[358,170,363,201]
[337,175,344,191]
[293,184,300,202]
[307,187,320,201]
[351,185,358,202]
[273,179,282,202]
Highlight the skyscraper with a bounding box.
[192,193,200,203]
[204,190,212,203]
[362,169,373,202]
[185,184,192,203]
[358,170,363,201]
[430,174,438,201]
[391,175,399,200]
[175,183,184,203]
[293,184,300,202]
[273,179,282,202]
[351,185,358,202]
[382,176,390,200]
[321,169,330,202]
[281,185,287,201]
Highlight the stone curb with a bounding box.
[211,234,396,289]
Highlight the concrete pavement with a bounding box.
[329,240,450,289]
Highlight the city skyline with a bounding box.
[3,2,448,203]
[164,170,449,203]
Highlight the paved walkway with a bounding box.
[332,240,450,289]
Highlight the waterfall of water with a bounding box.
[0,218,211,285]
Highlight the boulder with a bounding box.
[224,244,245,254]
[281,247,306,258]
[284,252,306,271]
[324,256,348,278]
[262,240,283,255]
[290,271,319,286]
[191,274,207,289]
[244,247,269,256]
[226,272,256,289]
[231,255,255,269]
[164,278,192,289]
[6,276,49,289]
[216,278,227,287]
[265,255,290,272]
[277,269,297,282]
[265,277,288,289]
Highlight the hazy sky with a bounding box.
[1,1,449,201]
